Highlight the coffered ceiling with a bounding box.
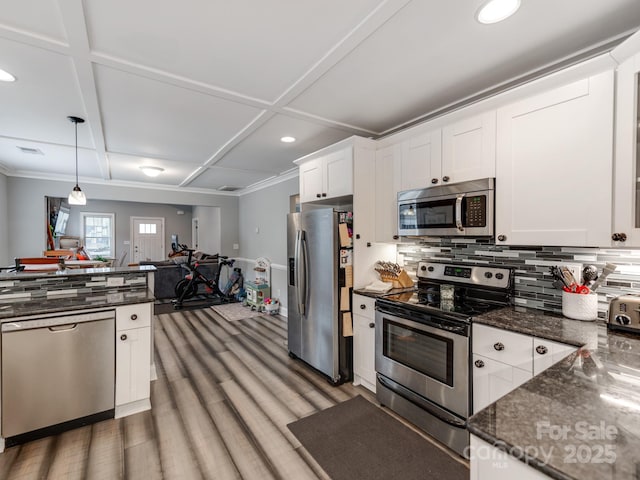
[0,0,639,194]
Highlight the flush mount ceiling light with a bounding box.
[0,68,16,82]
[140,166,164,177]
[475,0,521,24]
[280,136,296,143]
[67,116,86,205]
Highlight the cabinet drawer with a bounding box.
[473,324,532,371]
[353,294,376,319]
[116,303,152,330]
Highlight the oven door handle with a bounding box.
[377,374,467,429]
[455,194,465,232]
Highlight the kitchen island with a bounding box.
[0,265,156,453]
[469,307,640,480]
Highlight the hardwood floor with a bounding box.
[0,308,368,479]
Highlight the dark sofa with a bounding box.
[140,258,219,299]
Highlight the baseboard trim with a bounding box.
[115,398,151,419]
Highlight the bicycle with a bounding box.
[171,249,243,309]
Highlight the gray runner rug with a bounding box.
[287,395,469,480]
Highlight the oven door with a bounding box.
[375,306,469,418]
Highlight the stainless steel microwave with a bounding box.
[397,178,494,237]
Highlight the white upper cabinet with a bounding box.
[495,69,614,246]
[374,143,401,243]
[442,111,496,184]
[398,111,496,192]
[612,30,640,246]
[400,129,441,190]
[298,146,353,203]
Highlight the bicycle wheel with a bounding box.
[175,279,198,300]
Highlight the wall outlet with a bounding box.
[123,240,130,245]
[559,262,582,285]
[233,243,239,250]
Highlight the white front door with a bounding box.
[131,217,165,263]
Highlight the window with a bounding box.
[138,223,157,234]
[81,213,115,258]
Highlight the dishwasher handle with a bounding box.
[2,309,115,333]
[48,324,78,332]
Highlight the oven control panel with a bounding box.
[417,262,512,289]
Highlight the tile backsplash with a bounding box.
[397,239,640,318]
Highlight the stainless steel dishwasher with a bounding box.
[2,309,115,440]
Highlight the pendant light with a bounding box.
[67,115,86,205]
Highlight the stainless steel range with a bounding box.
[375,261,514,456]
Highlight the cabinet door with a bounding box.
[375,144,401,243]
[613,44,640,245]
[472,354,532,414]
[470,435,552,480]
[473,324,533,372]
[495,70,614,246]
[353,295,376,392]
[533,339,577,376]
[400,129,441,190]
[442,111,496,184]
[299,157,324,203]
[116,327,151,406]
[325,147,353,198]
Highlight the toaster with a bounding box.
[608,294,640,333]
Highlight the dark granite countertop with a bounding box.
[0,265,156,281]
[468,306,640,480]
[0,288,155,320]
[473,305,599,348]
[353,287,417,299]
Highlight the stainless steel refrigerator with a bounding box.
[287,208,352,384]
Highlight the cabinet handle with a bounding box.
[367,242,371,247]
[536,345,548,355]
[130,314,138,321]
[475,359,485,368]
[393,235,399,240]
[494,342,505,351]
[612,233,627,242]
[431,178,438,184]
[316,193,321,198]
[369,323,375,328]
[322,193,327,197]
[360,304,366,309]
[120,334,128,341]
[497,235,507,242]
[356,234,361,239]
[442,176,450,182]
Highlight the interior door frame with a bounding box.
[130,216,165,263]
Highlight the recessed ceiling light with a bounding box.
[475,0,521,24]
[140,166,164,177]
[280,136,296,143]
[0,68,16,82]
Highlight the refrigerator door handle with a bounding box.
[299,230,308,316]
[295,230,307,315]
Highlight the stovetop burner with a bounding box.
[377,261,515,321]
[381,288,506,318]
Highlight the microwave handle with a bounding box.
[455,194,465,231]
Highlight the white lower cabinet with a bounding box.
[472,324,576,414]
[470,435,552,480]
[115,303,152,417]
[472,354,532,414]
[352,294,376,392]
[532,338,577,376]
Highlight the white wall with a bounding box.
[0,173,9,266]
[6,177,239,260]
[238,177,299,310]
[192,205,221,255]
